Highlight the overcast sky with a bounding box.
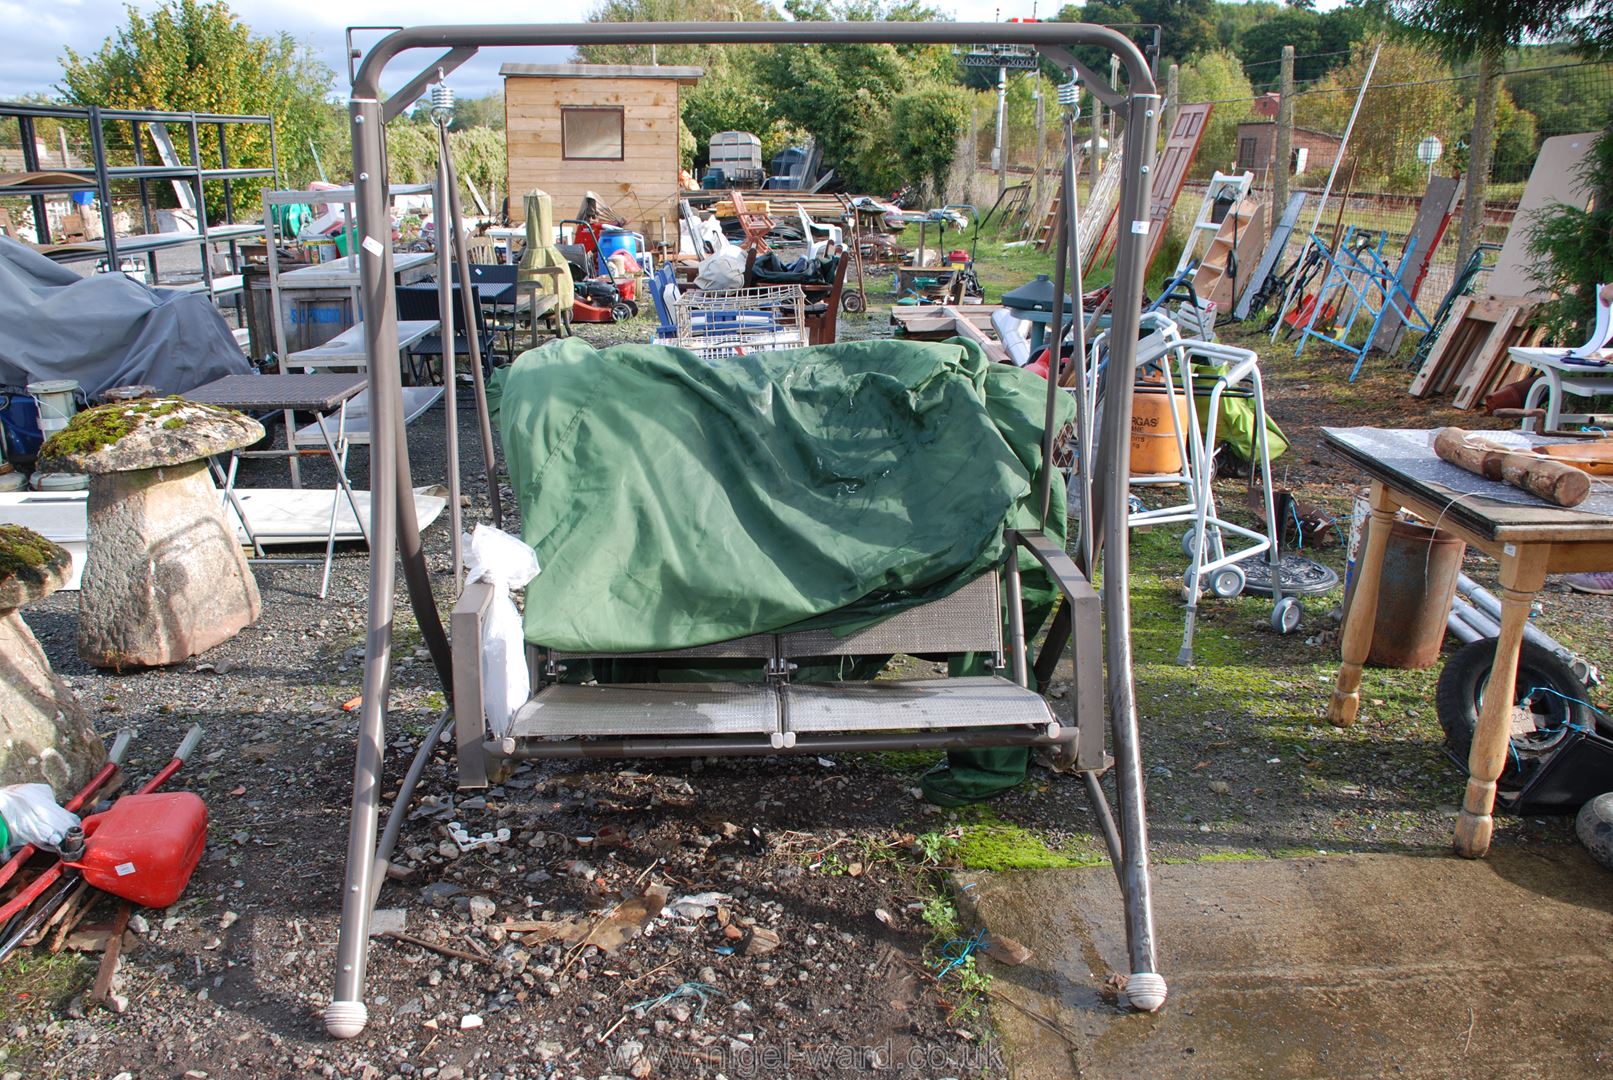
[0,1,1347,103]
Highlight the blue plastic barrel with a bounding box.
[596,229,643,262]
[0,392,43,459]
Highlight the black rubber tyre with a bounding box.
[610,301,633,323]
[1576,792,1613,871]
[841,292,866,313]
[1435,638,1597,786]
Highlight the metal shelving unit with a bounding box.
[0,101,279,297]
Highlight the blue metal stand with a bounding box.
[1292,228,1435,379]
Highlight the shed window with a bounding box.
[1238,137,1257,168]
[562,107,625,161]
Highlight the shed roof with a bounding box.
[500,63,703,85]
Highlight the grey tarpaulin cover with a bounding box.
[0,236,250,397]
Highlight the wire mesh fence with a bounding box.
[1170,56,1613,326]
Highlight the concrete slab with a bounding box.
[956,847,1613,1078]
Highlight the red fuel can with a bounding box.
[71,792,208,908]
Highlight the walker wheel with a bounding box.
[1271,596,1302,634]
[1180,528,1198,559]
[1209,565,1245,599]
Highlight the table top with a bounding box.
[286,320,440,364]
[1322,426,1613,544]
[277,251,435,289]
[184,372,368,412]
[1508,346,1613,372]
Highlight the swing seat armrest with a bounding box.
[1011,529,1106,771]
[452,580,498,790]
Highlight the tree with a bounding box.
[754,0,956,192]
[1527,114,1613,340]
[1177,49,1254,177]
[577,0,780,67]
[449,93,505,133]
[890,84,971,202]
[1389,0,1587,262]
[58,0,337,218]
[583,0,783,170]
[1295,35,1461,191]
[1237,5,1375,89]
[1506,57,1613,145]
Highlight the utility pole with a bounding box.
[1274,44,1294,243]
[1163,63,1179,150]
[968,103,980,209]
[995,63,1009,200]
[1107,55,1119,155]
[1090,89,1104,197]
[961,43,1037,205]
[1032,76,1046,224]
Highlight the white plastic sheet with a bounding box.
[463,525,541,738]
[0,783,79,851]
[695,245,747,291]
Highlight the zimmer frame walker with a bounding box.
[1090,317,1296,664]
[328,20,1165,1039]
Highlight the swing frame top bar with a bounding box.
[329,20,1162,1039]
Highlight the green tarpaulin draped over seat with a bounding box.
[490,336,1073,654]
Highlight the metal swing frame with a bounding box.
[327,20,1163,1040]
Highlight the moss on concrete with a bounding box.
[950,807,1107,872]
[39,397,185,459]
[0,524,61,579]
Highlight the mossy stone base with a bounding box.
[0,611,105,796]
[79,459,260,669]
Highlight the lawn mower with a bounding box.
[560,217,640,324]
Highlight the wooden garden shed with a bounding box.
[502,63,701,232]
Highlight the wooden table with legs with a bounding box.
[1322,427,1613,858]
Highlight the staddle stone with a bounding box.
[39,397,265,669]
[0,525,106,795]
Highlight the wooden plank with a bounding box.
[1431,316,1486,395]
[1488,132,1598,299]
[1408,295,1472,396]
[506,86,678,111]
[890,304,997,338]
[940,305,1012,365]
[1371,174,1461,355]
[507,109,679,129]
[1452,307,1521,409]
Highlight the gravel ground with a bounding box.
[1,299,1608,1080]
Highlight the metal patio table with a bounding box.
[183,372,368,599]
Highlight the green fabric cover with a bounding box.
[494,335,1072,652]
[491,336,1073,806]
[1188,369,1289,463]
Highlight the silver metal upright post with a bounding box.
[1038,147,1072,531]
[1059,81,1093,574]
[327,94,400,1041]
[434,120,463,593]
[1097,88,1166,1013]
[441,145,503,530]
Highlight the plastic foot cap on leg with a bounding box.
[1124,972,1167,1012]
[325,1000,369,1039]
